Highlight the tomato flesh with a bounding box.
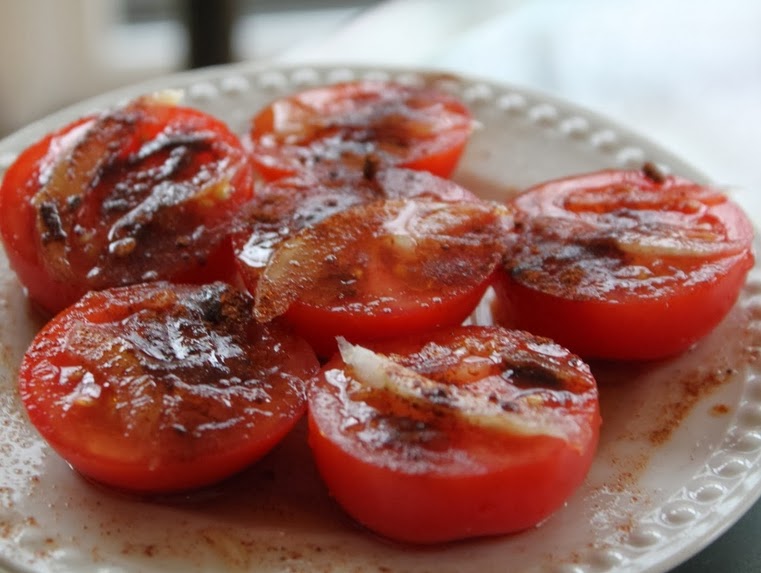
[497,168,755,360]
[253,198,512,356]
[233,167,479,293]
[0,96,254,315]
[308,326,601,543]
[248,80,472,181]
[18,282,319,493]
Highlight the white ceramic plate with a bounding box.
[1,65,760,573]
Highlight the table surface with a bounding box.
[277,1,761,571]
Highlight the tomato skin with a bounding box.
[308,326,600,543]
[0,119,93,314]
[309,418,595,543]
[253,198,513,357]
[18,282,319,493]
[233,166,480,297]
[248,80,472,181]
[497,168,755,360]
[495,252,751,360]
[0,97,254,316]
[283,271,496,358]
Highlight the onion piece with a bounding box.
[337,337,572,441]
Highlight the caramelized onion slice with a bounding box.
[338,338,575,441]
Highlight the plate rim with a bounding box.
[0,62,759,573]
[0,61,711,186]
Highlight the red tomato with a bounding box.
[18,282,319,494]
[233,167,479,294]
[248,80,472,181]
[253,198,512,357]
[308,326,601,543]
[495,167,755,360]
[0,94,254,315]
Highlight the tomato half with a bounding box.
[233,167,479,293]
[247,80,472,181]
[0,94,254,315]
[18,282,319,493]
[253,198,512,357]
[495,167,755,360]
[308,326,601,544]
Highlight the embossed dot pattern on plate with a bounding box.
[589,549,626,571]
[528,103,559,125]
[496,92,528,113]
[690,480,728,503]
[219,75,250,96]
[661,502,699,526]
[186,82,219,101]
[627,527,664,548]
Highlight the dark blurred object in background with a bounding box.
[184,0,233,68]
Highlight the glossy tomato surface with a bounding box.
[247,80,472,181]
[233,167,479,293]
[308,326,601,544]
[0,95,254,315]
[18,282,319,493]
[253,198,512,356]
[496,167,755,360]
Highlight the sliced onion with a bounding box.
[337,338,572,440]
[614,226,746,259]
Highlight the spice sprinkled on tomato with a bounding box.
[18,282,319,493]
[308,326,600,543]
[253,198,513,356]
[496,168,755,360]
[233,167,480,293]
[0,93,254,315]
[248,80,473,181]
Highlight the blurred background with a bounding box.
[0,0,380,135]
[1,0,759,198]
